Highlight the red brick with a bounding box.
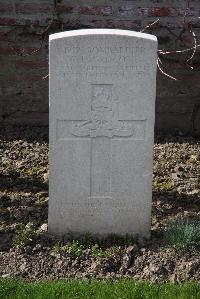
[0,46,40,55]
[0,46,15,55]
[118,5,135,17]
[15,60,48,68]
[150,7,173,17]
[180,34,194,46]
[78,6,112,16]
[61,18,81,29]
[56,4,73,14]
[138,7,173,17]
[90,19,141,30]
[174,7,198,17]
[160,20,185,29]
[112,20,141,29]
[0,32,7,41]
[16,3,53,14]
[138,7,198,18]
[0,16,50,27]
[137,8,149,17]
[0,31,8,41]
[0,2,13,14]
[0,17,16,25]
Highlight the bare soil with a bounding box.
[0,126,199,282]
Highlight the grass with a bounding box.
[0,279,199,299]
[164,218,200,249]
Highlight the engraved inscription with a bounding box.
[64,45,146,55]
[62,43,156,78]
[70,84,135,138]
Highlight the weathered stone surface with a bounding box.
[48,29,157,237]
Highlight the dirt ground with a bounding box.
[0,126,199,282]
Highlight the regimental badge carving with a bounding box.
[70,84,135,137]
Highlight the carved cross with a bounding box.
[57,84,146,198]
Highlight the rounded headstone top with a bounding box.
[49,29,157,42]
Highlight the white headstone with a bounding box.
[49,29,157,238]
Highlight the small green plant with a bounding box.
[91,244,103,258]
[91,244,122,259]
[76,233,137,248]
[80,232,98,247]
[104,246,122,258]
[52,242,63,255]
[53,240,83,259]
[22,165,41,177]
[153,180,174,191]
[164,218,200,249]
[107,233,137,247]
[12,222,36,248]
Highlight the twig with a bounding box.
[157,57,177,80]
[42,74,49,80]
[183,0,191,25]
[186,25,197,62]
[158,44,200,55]
[140,19,160,33]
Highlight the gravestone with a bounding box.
[49,29,157,238]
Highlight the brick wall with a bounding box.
[0,0,200,135]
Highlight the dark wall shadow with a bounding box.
[0,125,48,143]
